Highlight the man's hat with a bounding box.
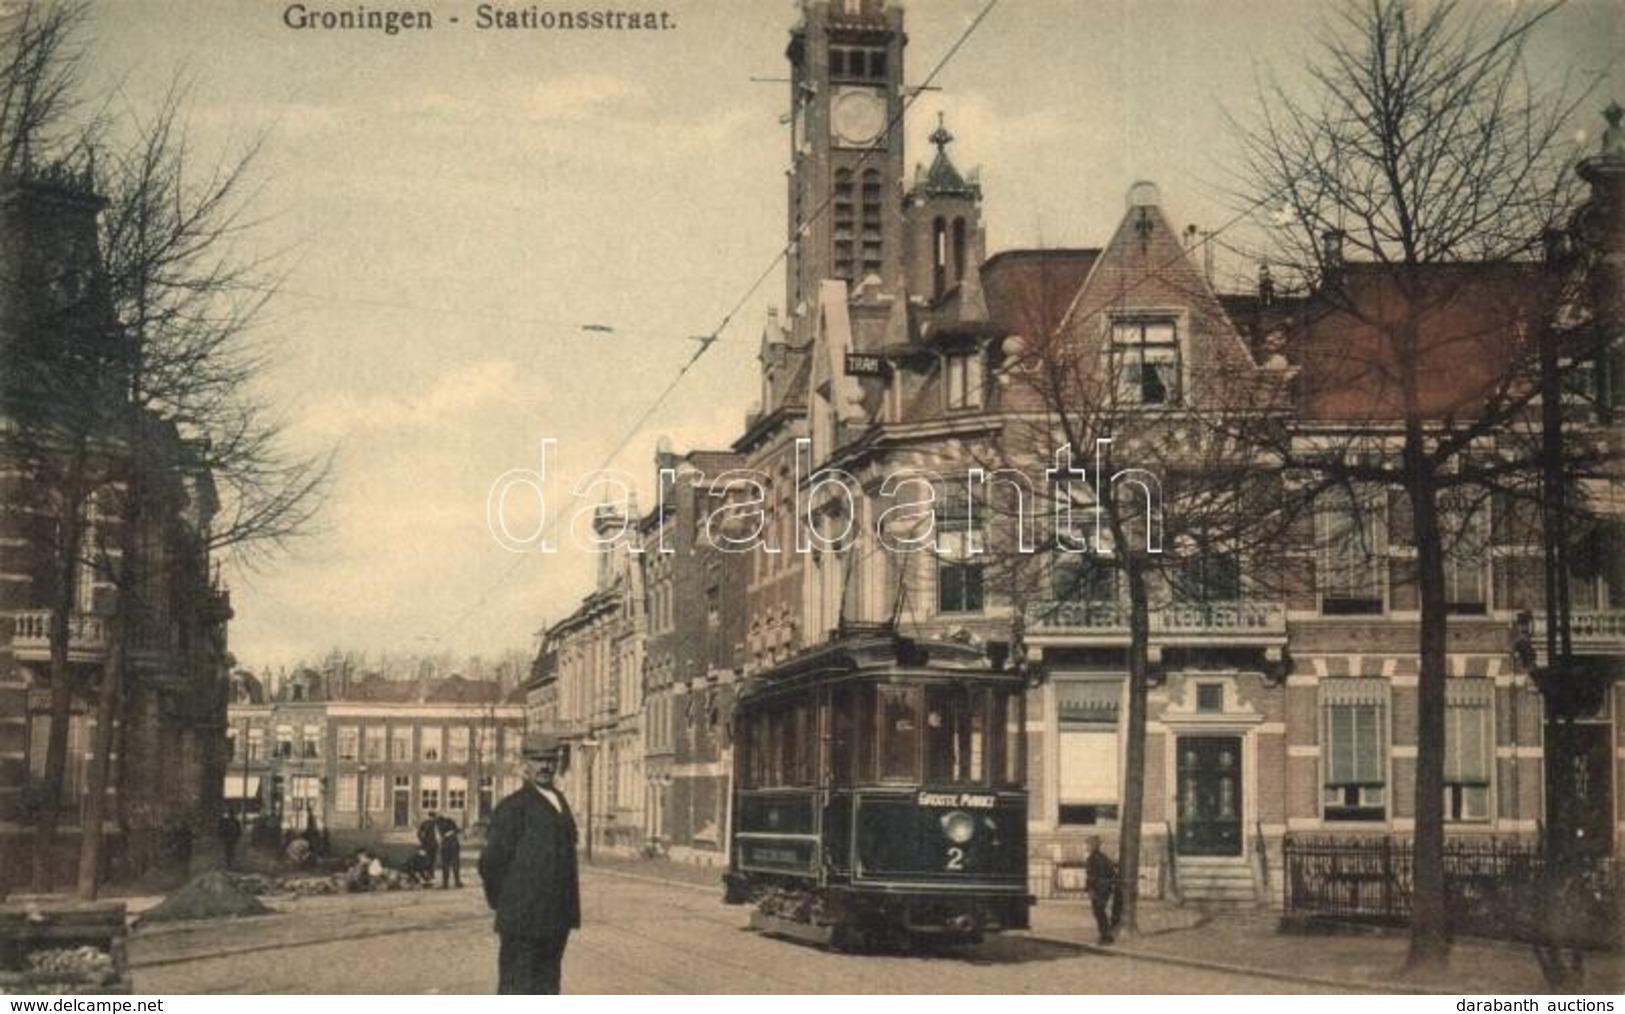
[521,732,565,759]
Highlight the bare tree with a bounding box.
[1228,0,1603,969]
[2,0,329,895]
[966,220,1291,933]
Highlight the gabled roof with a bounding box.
[980,249,1099,339]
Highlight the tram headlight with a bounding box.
[941,810,976,844]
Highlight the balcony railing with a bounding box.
[1027,599,1286,640]
[10,609,110,661]
[1531,609,1625,654]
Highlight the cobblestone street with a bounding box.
[121,860,1619,994]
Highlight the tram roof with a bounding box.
[738,632,1023,703]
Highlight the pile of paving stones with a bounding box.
[224,869,433,897]
[141,871,272,923]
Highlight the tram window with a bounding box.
[877,686,921,782]
[853,684,876,783]
[988,687,1024,787]
[830,685,861,786]
[783,700,814,786]
[925,686,985,784]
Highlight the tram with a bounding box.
[723,631,1030,948]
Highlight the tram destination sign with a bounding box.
[916,791,997,809]
[844,352,885,377]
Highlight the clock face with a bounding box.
[832,88,886,147]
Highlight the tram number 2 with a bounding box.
[945,847,965,871]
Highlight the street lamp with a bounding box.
[358,764,369,831]
[579,737,600,864]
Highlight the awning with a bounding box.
[223,775,261,800]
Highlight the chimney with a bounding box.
[1258,263,1275,308]
[1321,230,1345,281]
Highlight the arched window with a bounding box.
[860,169,883,277]
[952,217,967,286]
[833,169,855,282]
[932,216,948,299]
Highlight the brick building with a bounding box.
[522,1,1621,906]
[0,162,234,892]
[226,670,526,847]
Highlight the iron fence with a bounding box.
[1283,835,1619,949]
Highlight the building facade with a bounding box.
[225,670,526,847]
[523,1,1623,904]
[0,162,234,892]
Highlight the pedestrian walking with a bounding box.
[435,811,463,888]
[1083,835,1120,945]
[219,812,242,870]
[417,810,441,874]
[479,733,580,995]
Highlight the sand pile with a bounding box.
[141,870,272,922]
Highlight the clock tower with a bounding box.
[784,0,907,324]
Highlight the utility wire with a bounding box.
[427,1,1004,646]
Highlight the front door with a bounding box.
[1547,721,1615,859]
[1176,736,1243,856]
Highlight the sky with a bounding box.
[77,0,1624,673]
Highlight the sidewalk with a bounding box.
[1025,899,1621,994]
[601,856,1622,994]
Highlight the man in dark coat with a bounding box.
[1083,835,1119,945]
[435,811,462,888]
[479,733,581,995]
[417,811,441,874]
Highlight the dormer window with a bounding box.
[944,350,983,410]
[1109,316,1182,406]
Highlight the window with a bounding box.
[336,727,359,762]
[924,686,987,785]
[420,726,443,763]
[1318,485,1385,615]
[1109,317,1181,406]
[1322,680,1387,821]
[247,727,265,761]
[1445,682,1492,822]
[860,169,883,276]
[420,776,441,813]
[446,775,468,812]
[1442,498,1489,615]
[833,169,855,282]
[476,728,496,765]
[936,482,985,614]
[937,537,984,613]
[1196,683,1225,714]
[500,729,521,763]
[1056,679,1122,825]
[944,351,984,410]
[390,726,412,762]
[288,775,321,817]
[830,45,886,82]
[1174,551,1241,605]
[301,725,322,760]
[368,774,387,812]
[274,725,294,760]
[363,726,386,763]
[447,727,470,764]
[877,686,921,782]
[478,776,496,818]
[335,774,359,812]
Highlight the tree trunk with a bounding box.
[1118,552,1152,934]
[1406,437,1451,970]
[32,488,85,893]
[75,589,124,899]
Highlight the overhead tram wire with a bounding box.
[417,0,1007,648]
